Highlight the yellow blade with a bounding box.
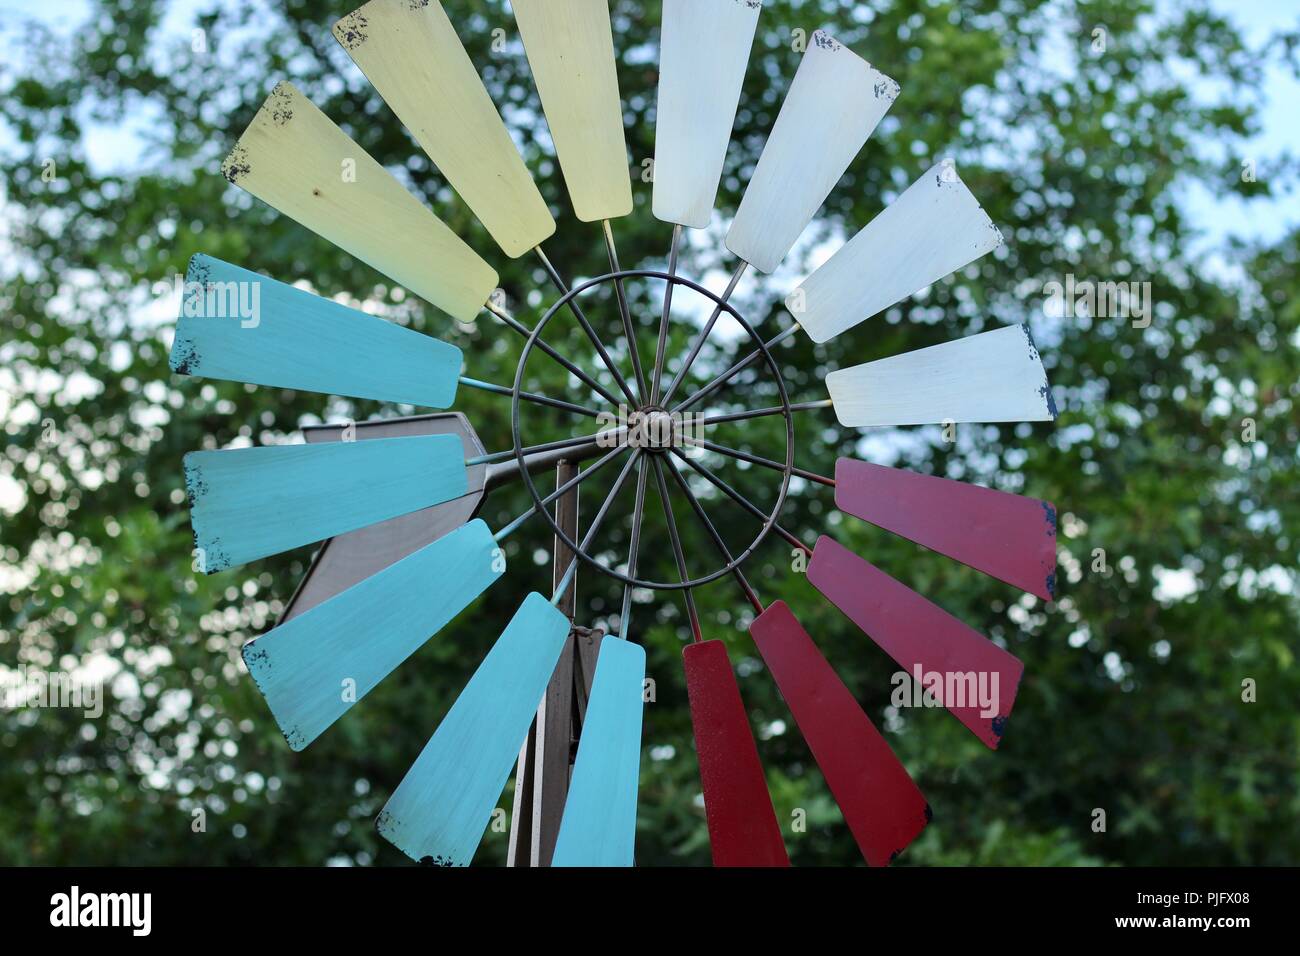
[511,0,632,222]
[221,81,497,322]
[333,1,554,258]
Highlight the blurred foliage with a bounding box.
[1,0,1297,867]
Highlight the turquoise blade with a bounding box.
[242,519,503,750]
[377,592,570,865]
[170,254,462,407]
[552,638,645,867]
[185,434,467,572]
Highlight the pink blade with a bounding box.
[808,535,1024,749]
[684,640,790,868]
[749,601,930,866]
[834,457,1058,600]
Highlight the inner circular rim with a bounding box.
[510,267,795,591]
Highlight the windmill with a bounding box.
[172,0,1058,867]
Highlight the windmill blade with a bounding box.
[808,536,1024,750]
[377,592,570,865]
[170,254,462,407]
[683,640,789,867]
[789,161,1004,343]
[552,638,646,866]
[653,0,762,229]
[749,601,929,866]
[833,458,1058,600]
[280,414,489,623]
[185,435,467,573]
[826,323,1057,427]
[510,0,633,222]
[333,0,554,258]
[242,519,503,751]
[221,80,497,321]
[726,31,898,273]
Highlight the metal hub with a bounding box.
[510,267,795,592]
[631,406,676,451]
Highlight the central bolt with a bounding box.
[645,410,674,449]
[630,406,676,451]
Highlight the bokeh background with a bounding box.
[1,0,1297,866]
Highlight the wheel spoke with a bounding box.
[552,448,644,603]
[495,444,631,543]
[669,447,809,555]
[617,457,651,639]
[649,225,683,405]
[459,375,604,418]
[602,220,650,402]
[650,456,702,642]
[535,245,640,407]
[659,260,748,408]
[680,435,833,487]
[671,324,799,414]
[485,299,622,407]
[661,453,763,614]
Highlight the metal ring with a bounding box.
[510,268,794,590]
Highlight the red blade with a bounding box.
[683,640,790,867]
[808,535,1024,749]
[749,601,930,866]
[834,458,1058,601]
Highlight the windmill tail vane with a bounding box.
[169,0,1058,868]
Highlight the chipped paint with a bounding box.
[1041,501,1058,537]
[1046,571,1057,599]
[220,143,250,184]
[1040,382,1059,418]
[169,335,199,375]
[266,84,294,126]
[1020,323,1042,362]
[873,76,901,100]
[991,715,1007,738]
[812,30,842,52]
[334,11,369,50]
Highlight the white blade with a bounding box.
[221,81,497,322]
[653,0,762,229]
[726,31,898,274]
[511,0,632,222]
[790,161,1004,343]
[826,324,1057,427]
[333,1,554,258]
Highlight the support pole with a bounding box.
[507,460,599,866]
